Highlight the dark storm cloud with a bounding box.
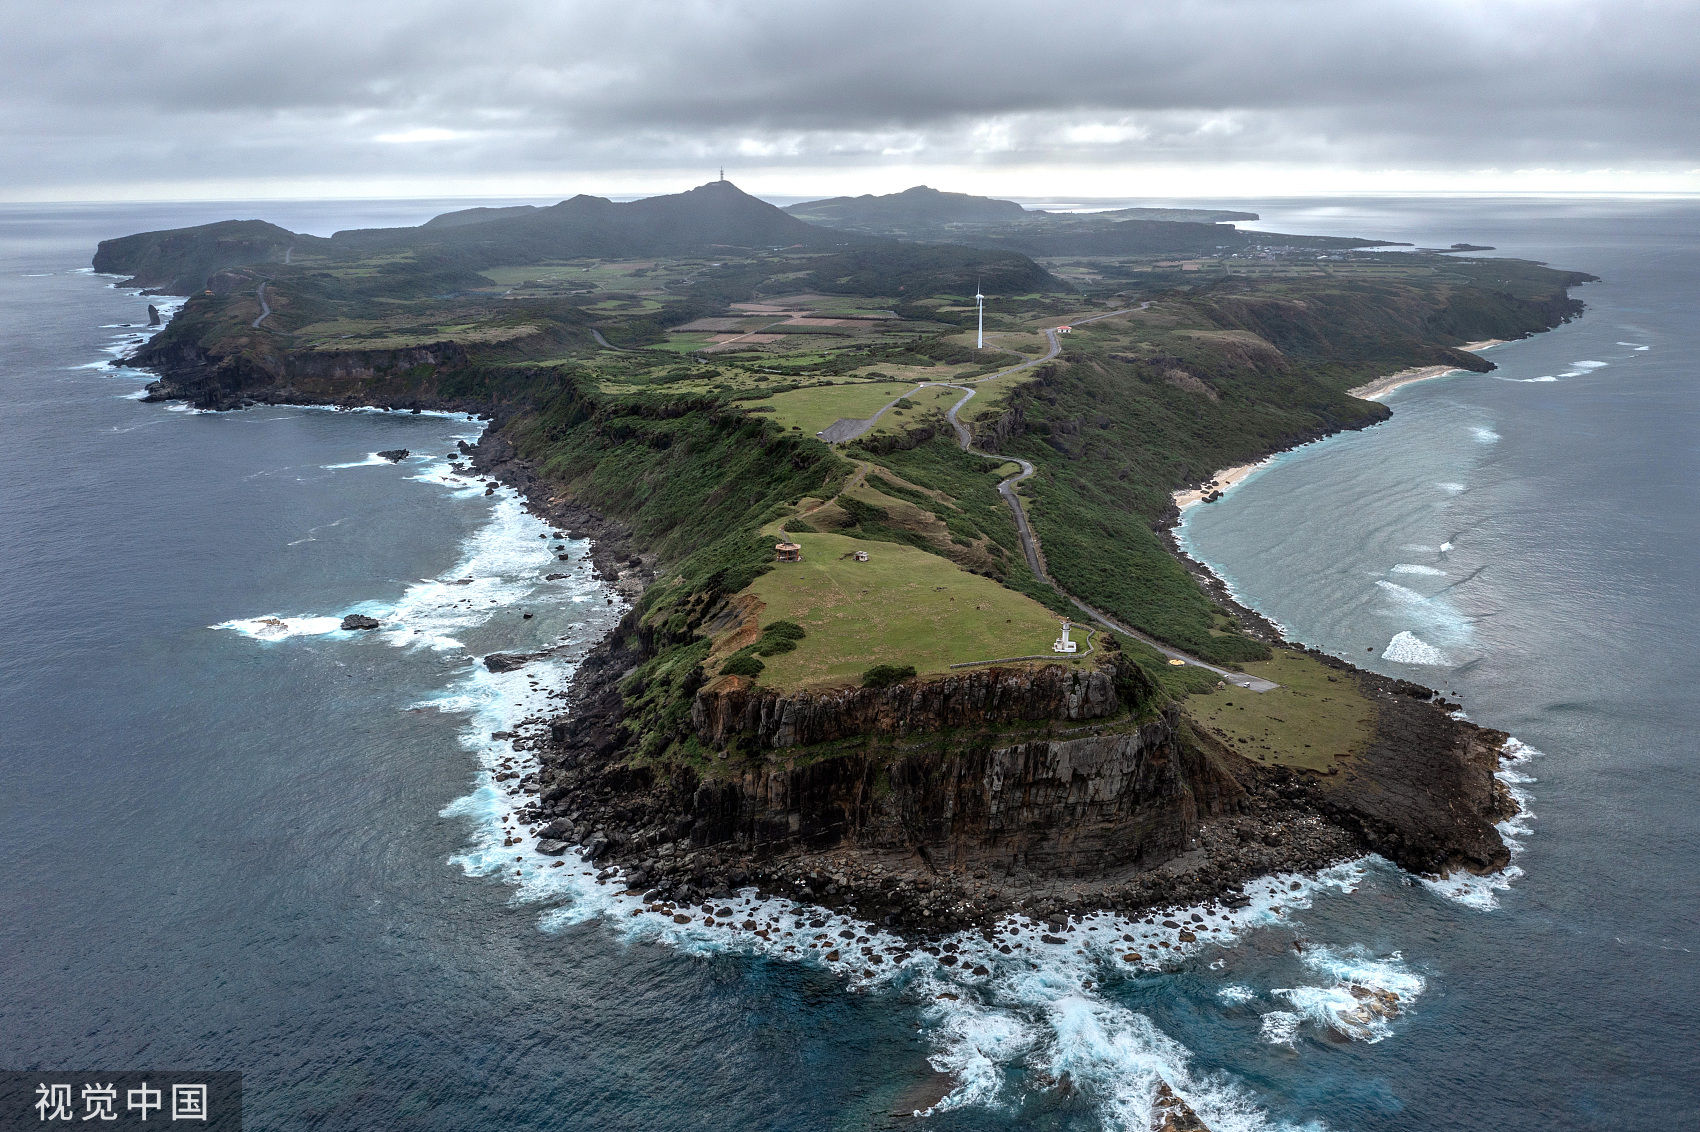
[2,0,1695,197]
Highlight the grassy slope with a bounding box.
[751,380,920,435]
[1183,650,1375,773]
[734,530,1080,687]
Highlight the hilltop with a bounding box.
[786,185,1259,232]
[97,182,1591,931]
[783,185,1357,260]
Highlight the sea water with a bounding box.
[1,198,1694,1130]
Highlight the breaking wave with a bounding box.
[1382,630,1450,665]
[1422,739,1541,909]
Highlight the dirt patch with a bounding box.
[705,333,784,351]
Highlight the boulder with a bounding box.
[535,839,572,856]
[340,614,381,630]
[484,653,532,673]
[538,818,576,841]
[376,449,409,462]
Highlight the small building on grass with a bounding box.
[1052,621,1078,654]
[775,541,803,562]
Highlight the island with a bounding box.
[95,180,1594,933]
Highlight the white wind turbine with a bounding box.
[975,278,985,349]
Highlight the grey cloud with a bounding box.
[2,0,1695,198]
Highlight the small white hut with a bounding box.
[1052,621,1078,654]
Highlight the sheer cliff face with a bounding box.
[683,663,1245,875]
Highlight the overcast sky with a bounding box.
[3,0,1695,202]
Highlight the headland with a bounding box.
[95,181,1594,934]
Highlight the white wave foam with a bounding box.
[1470,426,1500,443]
[1616,341,1650,351]
[1439,541,1453,553]
[408,460,487,497]
[214,615,348,640]
[322,452,410,469]
[1390,564,1445,577]
[1258,1011,1301,1046]
[1382,630,1450,665]
[1271,945,1423,1044]
[1217,985,1257,1005]
[1436,482,1466,494]
[446,644,1386,1132]
[1422,739,1541,909]
[1570,360,1608,370]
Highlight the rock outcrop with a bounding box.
[691,663,1126,749]
[687,707,1243,875]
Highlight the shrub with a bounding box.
[721,653,765,678]
[838,497,889,526]
[755,620,807,656]
[861,663,916,689]
[781,518,817,534]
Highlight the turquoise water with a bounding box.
[1,198,1693,1130]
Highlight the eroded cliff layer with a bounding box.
[678,662,1245,875]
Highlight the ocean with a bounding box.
[0,197,1694,1131]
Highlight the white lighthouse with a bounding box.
[1052,620,1078,654]
[975,281,985,349]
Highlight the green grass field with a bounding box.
[750,380,921,436]
[1182,648,1375,772]
[866,383,967,435]
[736,530,1079,688]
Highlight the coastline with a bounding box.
[123,280,1521,938]
[1345,338,1506,401]
[1171,339,1508,514]
[111,277,1531,1126]
[1173,457,1274,510]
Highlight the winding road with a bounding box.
[821,304,1277,692]
[251,282,272,330]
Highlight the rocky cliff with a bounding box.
[686,709,1242,876]
[690,663,1128,749]
[538,651,1245,888]
[133,328,473,411]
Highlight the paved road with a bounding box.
[589,328,624,351]
[817,385,928,443]
[818,302,1277,692]
[251,282,272,330]
[817,319,1075,443]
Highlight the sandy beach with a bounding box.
[1173,458,1273,509]
[1346,339,1506,401]
[1175,340,1508,510]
